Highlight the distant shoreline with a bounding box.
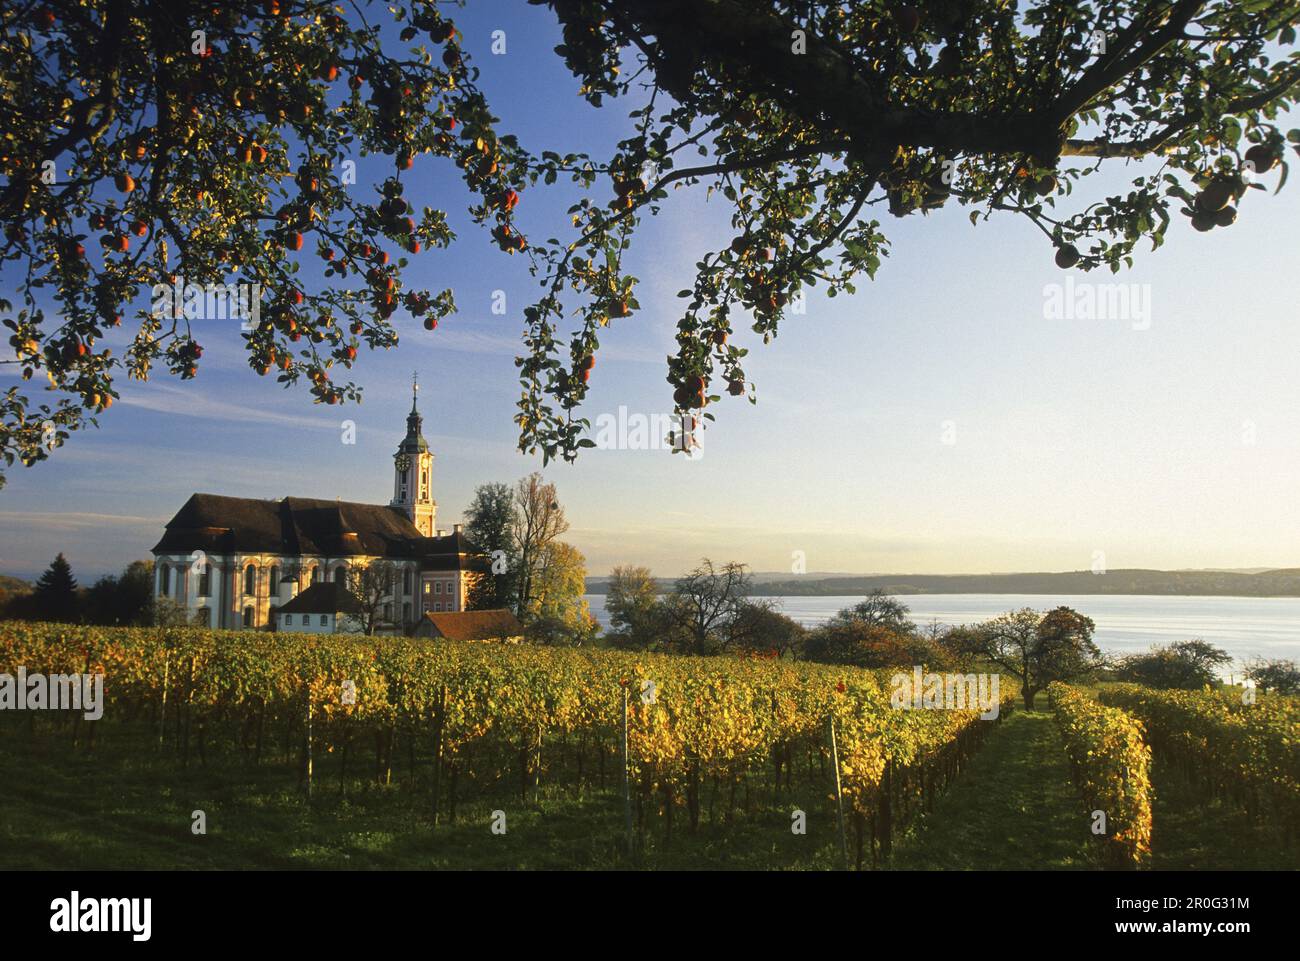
[584,568,1300,598]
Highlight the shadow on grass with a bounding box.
[1148,757,1295,870]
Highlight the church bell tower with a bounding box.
[392,374,436,536]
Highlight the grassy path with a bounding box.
[891,710,1096,870]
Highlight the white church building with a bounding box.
[151,381,489,633]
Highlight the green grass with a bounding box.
[891,711,1097,870]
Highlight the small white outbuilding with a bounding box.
[276,582,365,634]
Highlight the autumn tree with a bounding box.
[525,540,597,644]
[1243,657,1300,694]
[510,471,569,618]
[729,602,807,658]
[512,0,1300,462]
[811,627,953,670]
[1115,639,1233,688]
[4,1,1299,480]
[604,563,659,648]
[802,590,950,666]
[974,605,1103,708]
[0,0,532,482]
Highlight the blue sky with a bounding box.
[3,2,1300,581]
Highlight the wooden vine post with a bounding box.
[305,684,313,799]
[621,683,633,855]
[158,648,169,747]
[827,714,849,871]
[431,684,446,825]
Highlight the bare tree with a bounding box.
[343,561,399,636]
[511,472,569,618]
[660,559,758,656]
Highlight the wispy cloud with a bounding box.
[0,510,164,532]
[430,323,667,365]
[118,382,339,431]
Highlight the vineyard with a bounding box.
[1046,682,1153,869]
[1097,683,1300,841]
[0,621,1016,869]
[4,621,1296,869]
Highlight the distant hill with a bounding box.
[748,568,1300,597]
[584,576,673,595]
[0,574,32,600]
[585,568,1300,597]
[583,571,857,593]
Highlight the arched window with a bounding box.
[196,607,211,628]
[403,569,412,595]
[402,602,411,624]
[307,565,319,584]
[333,566,345,584]
[269,565,280,593]
[198,564,211,597]
[383,601,392,621]
[244,564,256,595]
[242,606,254,628]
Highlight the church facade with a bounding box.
[151,382,489,633]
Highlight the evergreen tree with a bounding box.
[32,553,78,622]
[463,482,519,609]
[81,560,155,626]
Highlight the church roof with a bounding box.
[278,582,363,615]
[407,531,492,571]
[418,609,523,641]
[152,493,473,560]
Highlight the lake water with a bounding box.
[582,593,1300,668]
